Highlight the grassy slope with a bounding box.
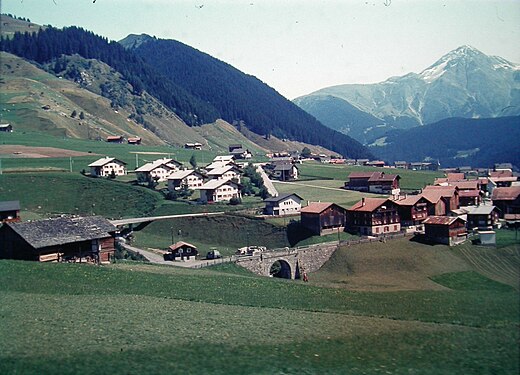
[0,260,517,375]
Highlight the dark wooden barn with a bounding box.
[165,241,198,261]
[300,202,346,236]
[0,216,117,263]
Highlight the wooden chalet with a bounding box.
[422,186,459,215]
[165,241,198,261]
[263,193,303,216]
[199,179,241,203]
[347,198,401,236]
[300,202,346,236]
[88,157,127,177]
[423,216,467,246]
[167,169,205,191]
[127,137,142,145]
[184,142,202,150]
[106,135,124,143]
[491,187,520,217]
[0,216,117,263]
[0,200,21,223]
[466,206,500,230]
[273,163,299,181]
[392,195,429,226]
[345,172,400,195]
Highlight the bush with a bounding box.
[229,197,242,205]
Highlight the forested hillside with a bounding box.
[0,23,372,158]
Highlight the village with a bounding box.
[1,139,519,278]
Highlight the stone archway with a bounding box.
[269,259,292,279]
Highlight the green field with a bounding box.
[0,252,518,374]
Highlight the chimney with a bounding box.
[361,198,366,207]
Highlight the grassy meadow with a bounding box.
[1,242,518,375]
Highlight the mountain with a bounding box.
[369,116,520,169]
[295,46,520,142]
[119,34,372,159]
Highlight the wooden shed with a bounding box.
[0,200,21,223]
[423,216,467,246]
[166,241,198,261]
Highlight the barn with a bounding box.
[300,202,346,236]
[0,216,117,263]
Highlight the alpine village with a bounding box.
[0,12,519,375]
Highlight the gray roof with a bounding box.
[274,164,297,171]
[264,193,303,203]
[468,206,499,215]
[0,200,20,212]
[6,216,116,249]
[88,157,127,167]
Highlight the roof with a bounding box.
[0,124,11,128]
[88,157,127,167]
[489,170,513,178]
[392,195,424,206]
[468,206,499,215]
[200,179,240,190]
[348,198,389,212]
[491,186,520,200]
[213,155,234,162]
[5,216,116,249]
[0,200,20,212]
[449,181,479,190]
[348,172,377,179]
[169,241,197,251]
[167,169,202,180]
[135,160,175,173]
[458,190,480,198]
[106,136,123,140]
[264,193,303,203]
[420,191,443,204]
[423,216,466,225]
[369,173,399,182]
[300,202,338,214]
[207,165,239,176]
[274,164,297,171]
[447,173,465,181]
[489,176,518,183]
[423,185,458,197]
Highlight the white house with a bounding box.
[135,158,184,182]
[207,165,241,183]
[88,157,127,177]
[167,170,205,191]
[213,155,235,163]
[199,179,241,203]
[263,193,303,216]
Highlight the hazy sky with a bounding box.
[3,0,519,99]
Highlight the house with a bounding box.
[410,162,439,171]
[489,170,513,178]
[135,158,183,182]
[492,186,520,217]
[394,161,409,169]
[466,206,500,230]
[356,159,370,166]
[127,137,141,145]
[165,241,198,261]
[423,216,467,246]
[488,176,518,193]
[273,163,299,181]
[0,123,13,132]
[422,186,459,214]
[207,165,241,183]
[106,135,124,143]
[199,179,241,203]
[213,155,235,163]
[346,198,401,236]
[263,193,303,216]
[228,144,243,152]
[0,216,117,263]
[0,200,21,223]
[366,160,385,168]
[392,195,429,226]
[345,172,400,195]
[184,142,203,150]
[494,163,513,172]
[300,202,346,236]
[167,170,205,191]
[88,157,127,177]
[458,190,482,206]
[230,148,252,159]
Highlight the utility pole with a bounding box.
[135,153,139,168]
[69,157,73,173]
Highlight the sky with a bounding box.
[2,0,520,99]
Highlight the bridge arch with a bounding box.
[269,259,292,279]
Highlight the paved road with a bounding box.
[255,164,278,197]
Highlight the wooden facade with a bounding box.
[466,206,500,230]
[165,241,198,261]
[345,172,400,195]
[300,202,346,236]
[492,187,520,217]
[393,195,429,226]
[423,216,467,246]
[347,198,401,236]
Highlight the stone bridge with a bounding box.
[235,242,338,279]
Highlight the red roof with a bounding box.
[447,173,465,181]
[423,186,458,197]
[300,202,336,214]
[393,195,424,206]
[489,171,513,178]
[450,181,479,190]
[169,241,197,251]
[349,198,389,212]
[348,172,377,179]
[458,190,480,197]
[492,187,520,200]
[423,216,465,225]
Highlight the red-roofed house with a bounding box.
[422,186,459,215]
[346,198,401,236]
[392,195,429,226]
[165,241,198,261]
[492,187,520,217]
[300,202,346,235]
[423,216,467,245]
[345,172,400,195]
